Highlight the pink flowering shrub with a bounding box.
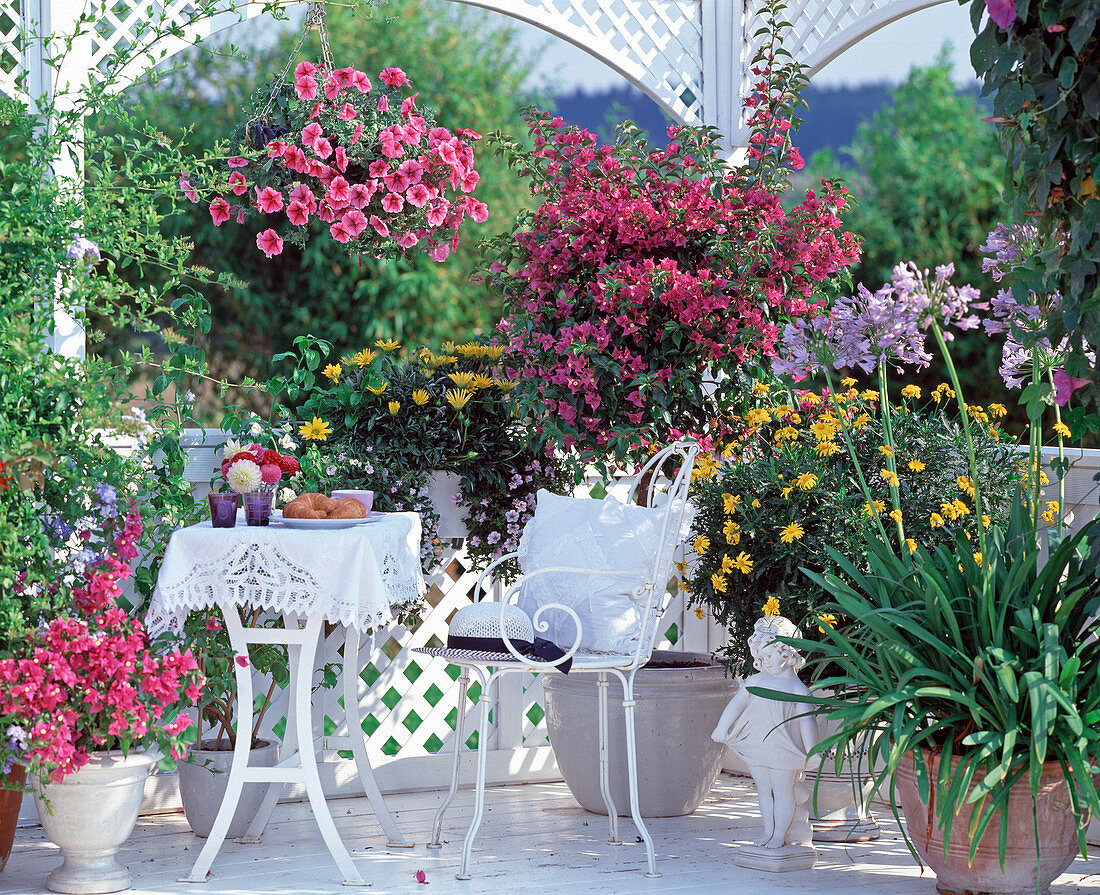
[486,115,860,461]
[0,505,202,782]
[188,63,485,262]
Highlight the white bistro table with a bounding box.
[147,512,424,885]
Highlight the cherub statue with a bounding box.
[712,616,818,856]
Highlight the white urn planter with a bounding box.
[178,739,278,839]
[808,699,880,842]
[32,750,156,894]
[543,650,731,816]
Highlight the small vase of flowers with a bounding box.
[217,440,300,527]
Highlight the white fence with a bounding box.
[131,432,1100,814]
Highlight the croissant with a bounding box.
[283,493,337,518]
[330,497,367,519]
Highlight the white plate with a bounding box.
[272,510,380,530]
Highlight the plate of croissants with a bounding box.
[276,493,378,529]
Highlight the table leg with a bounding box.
[343,626,411,847]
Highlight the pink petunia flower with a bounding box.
[317,202,337,224]
[323,76,341,101]
[326,176,351,206]
[350,122,365,146]
[295,75,318,101]
[334,146,349,172]
[339,103,357,121]
[369,215,389,237]
[301,122,323,148]
[401,94,419,116]
[178,173,198,203]
[313,137,333,159]
[379,67,409,87]
[256,229,284,258]
[460,171,480,193]
[228,170,248,196]
[294,61,317,80]
[342,209,368,237]
[382,192,405,214]
[286,199,311,226]
[227,157,249,168]
[348,182,375,209]
[289,183,315,206]
[209,198,232,226]
[398,231,419,249]
[1053,368,1091,406]
[405,183,432,207]
[376,95,389,113]
[329,220,352,243]
[369,159,390,179]
[985,0,1016,28]
[351,70,372,93]
[428,242,450,262]
[256,186,284,214]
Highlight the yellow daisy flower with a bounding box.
[930,513,945,527]
[693,535,710,554]
[817,613,838,634]
[298,417,331,441]
[841,377,857,387]
[711,573,728,593]
[375,338,401,351]
[878,445,893,458]
[352,349,376,367]
[732,551,753,574]
[901,385,921,399]
[722,493,741,514]
[816,441,841,457]
[751,499,761,508]
[448,371,476,389]
[745,408,771,427]
[861,389,879,401]
[863,499,886,517]
[720,554,735,574]
[762,596,781,617]
[775,426,799,442]
[445,388,473,410]
[889,509,902,523]
[752,382,770,396]
[794,473,817,490]
[907,459,926,472]
[880,469,900,488]
[905,538,917,554]
[988,403,1007,418]
[323,363,341,383]
[694,606,706,620]
[810,420,837,441]
[1053,422,1072,438]
[780,522,805,543]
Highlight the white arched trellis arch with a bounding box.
[2,0,951,356]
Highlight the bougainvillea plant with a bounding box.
[0,504,202,783]
[187,63,486,261]
[484,1,860,464]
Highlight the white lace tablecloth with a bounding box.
[146,512,424,637]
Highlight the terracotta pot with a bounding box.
[895,749,1079,895]
[543,650,731,817]
[33,750,155,894]
[178,739,278,838]
[0,764,26,872]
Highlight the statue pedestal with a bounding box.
[732,843,818,872]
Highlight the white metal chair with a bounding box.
[415,440,698,879]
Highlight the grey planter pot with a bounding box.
[178,739,278,839]
[543,650,733,817]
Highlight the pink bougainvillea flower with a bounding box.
[209,198,232,226]
[339,103,357,121]
[235,655,249,668]
[985,0,1016,28]
[1047,23,1066,32]
[294,75,318,101]
[1053,368,1091,405]
[178,172,198,203]
[381,192,405,214]
[369,215,389,237]
[301,122,323,148]
[256,229,284,258]
[294,60,317,80]
[256,186,284,214]
[415,870,427,884]
[380,66,409,87]
[286,199,311,226]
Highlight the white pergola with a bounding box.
[2,0,949,356]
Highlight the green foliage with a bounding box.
[120,0,540,414]
[790,498,1100,864]
[967,0,1100,393]
[800,56,1010,411]
[686,378,1019,674]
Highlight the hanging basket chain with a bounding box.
[255,1,334,124]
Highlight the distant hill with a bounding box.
[550,82,979,159]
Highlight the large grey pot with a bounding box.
[178,739,278,839]
[543,650,733,817]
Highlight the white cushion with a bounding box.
[516,490,669,655]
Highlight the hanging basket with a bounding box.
[191,5,486,261]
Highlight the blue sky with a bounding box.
[517,3,978,92]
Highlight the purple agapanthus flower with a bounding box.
[66,236,101,265]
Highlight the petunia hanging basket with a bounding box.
[191,53,486,261]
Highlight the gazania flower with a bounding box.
[471,374,494,390]
[448,371,476,389]
[298,417,331,441]
[323,363,341,383]
[493,378,518,392]
[412,389,430,405]
[445,388,473,410]
[352,349,376,367]
[366,382,388,395]
[375,338,401,351]
[388,401,401,415]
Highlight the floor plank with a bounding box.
[2,776,1098,895]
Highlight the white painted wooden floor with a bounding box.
[3,776,1100,895]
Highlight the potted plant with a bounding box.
[188,61,485,262]
[763,252,1099,894]
[0,500,201,895]
[685,375,1019,839]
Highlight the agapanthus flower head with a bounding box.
[66,236,100,266]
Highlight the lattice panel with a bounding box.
[0,0,19,100]
[464,0,705,125]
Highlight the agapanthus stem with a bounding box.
[1048,367,1066,539]
[877,361,906,544]
[823,368,890,544]
[930,323,986,558]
